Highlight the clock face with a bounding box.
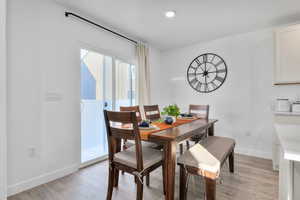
[187,53,227,93]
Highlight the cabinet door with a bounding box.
[275,24,300,85]
[294,162,300,199]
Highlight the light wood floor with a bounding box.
[9,154,278,200]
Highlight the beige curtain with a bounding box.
[136,43,151,106]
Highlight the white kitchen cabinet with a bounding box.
[274,24,300,85]
[275,124,300,200]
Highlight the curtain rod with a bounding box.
[65,12,138,45]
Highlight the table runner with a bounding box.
[140,117,199,140]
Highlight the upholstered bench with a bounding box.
[177,136,235,200]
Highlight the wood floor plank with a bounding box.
[8,154,278,200]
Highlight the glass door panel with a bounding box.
[115,59,136,110]
[80,49,136,165]
[80,49,109,163]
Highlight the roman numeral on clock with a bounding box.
[196,82,202,91]
[195,58,201,66]
[210,81,217,89]
[215,76,225,83]
[190,78,198,86]
[203,54,208,63]
[215,60,224,67]
[216,68,226,73]
[204,83,208,92]
[188,72,196,77]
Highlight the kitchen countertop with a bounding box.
[274,111,300,116]
[275,123,300,162]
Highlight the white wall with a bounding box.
[7,0,160,195]
[149,46,170,106]
[0,0,7,199]
[161,28,300,159]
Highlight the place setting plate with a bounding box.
[139,124,159,130]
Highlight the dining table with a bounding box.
[140,117,218,200]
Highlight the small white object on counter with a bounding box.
[292,102,300,113]
[276,99,291,112]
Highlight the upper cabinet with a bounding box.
[274,24,300,85]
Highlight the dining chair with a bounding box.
[119,105,159,185]
[143,104,161,121]
[103,110,165,200]
[180,104,210,153]
[120,106,142,151]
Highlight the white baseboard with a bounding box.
[7,164,79,196]
[235,147,272,160]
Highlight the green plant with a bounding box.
[161,104,180,117]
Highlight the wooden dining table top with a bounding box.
[140,118,218,141]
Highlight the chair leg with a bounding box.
[180,143,184,155]
[179,165,188,200]
[106,166,115,200]
[229,150,234,173]
[113,168,119,187]
[186,140,190,150]
[146,174,150,186]
[136,177,144,200]
[162,163,166,195]
[205,178,216,200]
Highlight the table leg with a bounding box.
[208,123,215,136]
[114,139,121,187]
[164,141,177,200]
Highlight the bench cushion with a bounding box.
[177,136,235,177]
[177,143,221,174]
[200,136,235,164]
[114,146,163,169]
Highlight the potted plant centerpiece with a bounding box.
[161,104,180,124]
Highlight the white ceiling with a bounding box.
[55,0,300,50]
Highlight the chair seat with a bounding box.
[125,141,161,149]
[114,146,163,169]
[178,136,235,175]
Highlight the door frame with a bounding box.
[0,0,7,199]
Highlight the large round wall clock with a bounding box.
[187,53,227,93]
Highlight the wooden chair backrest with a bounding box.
[103,110,144,171]
[120,106,142,122]
[189,104,209,120]
[144,104,161,121]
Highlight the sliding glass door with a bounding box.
[80,48,136,164]
[115,59,136,109]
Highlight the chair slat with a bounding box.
[110,127,135,140]
[120,106,142,122]
[144,105,161,121]
[106,111,134,123]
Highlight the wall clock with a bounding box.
[187,53,227,93]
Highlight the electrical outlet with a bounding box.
[245,131,251,136]
[28,147,36,157]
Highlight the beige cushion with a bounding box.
[178,144,221,174]
[200,136,235,163]
[178,136,235,174]
[114,146,163,169]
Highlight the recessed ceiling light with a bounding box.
[165,11,176,18]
